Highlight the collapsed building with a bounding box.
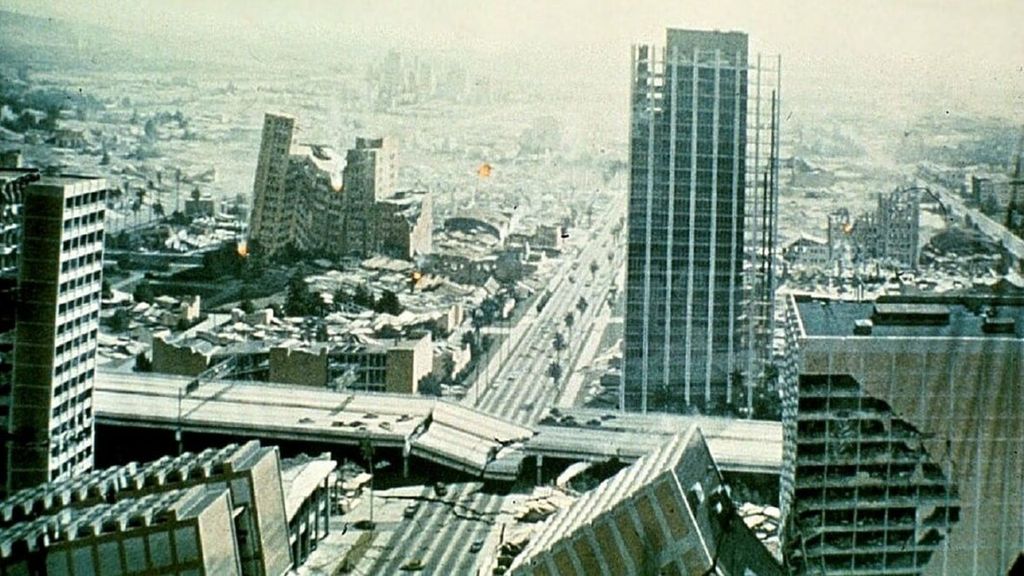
[248,113,431,261]
[507,426,783,576]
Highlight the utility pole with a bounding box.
[176,378,199,455]
[360,434,375,528]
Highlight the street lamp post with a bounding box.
[360,434,375,528]
[177,378,199,455]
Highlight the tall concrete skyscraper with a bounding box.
[2,172,107,494]
[622,28,780,415]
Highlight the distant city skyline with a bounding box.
[2,0,1022,121]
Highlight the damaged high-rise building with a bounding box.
[779,294,1024,575]
[247,113,432,261]
[622,28,781,415]
[826,188,921,271]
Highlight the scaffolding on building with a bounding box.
[621,35,781,416]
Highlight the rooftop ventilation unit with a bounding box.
[872,303,950,326]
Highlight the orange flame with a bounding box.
[237,240,248,257]
[477,163,492,178]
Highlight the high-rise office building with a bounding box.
[2,173,107,494]
[622,29,780,415]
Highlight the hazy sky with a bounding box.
[4,0,1023,118]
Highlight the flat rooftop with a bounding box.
[794,295,1024,339]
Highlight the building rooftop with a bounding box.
[794,294,1024,339]
[1,441,275,527]
[280,455,336,521]
[0,486,222,560]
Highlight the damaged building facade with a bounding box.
[826,188,921,271]
[0,441,334,575]
[248,113,431,260]
[780,294,1023,575]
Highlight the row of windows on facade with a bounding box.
[51,393,92,428]
[623,319,740,333]
[62,209,104,231]
[627,171,748,184]
[634,71,747,84]
[628,152,748,165]
[61,230,103,253]
[50,437,92,464]
[623,314,739,328]
[60,250,102,277]
[57,308,100,336]
[58,284,101,315]
[627,201,750,214]
[44,525,203,575]
[50,444,92,480]
[627,203,750,215]
[63,189,107,209]
[624,284,743,299]
[625,219,748,232]
[50,388,92,422]
[625,250,746,263]
[622,323,739,339]
[55,329,98,361]
[633,106,746,119]
[626,123,749,136]
[54,347,96,380]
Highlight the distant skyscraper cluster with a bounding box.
[622,29,780,416]
[248,113,432,260]
[1,165,107,495]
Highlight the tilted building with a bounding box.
[622,28,781,415]
[780,295,1023,575]
[0,486,243,575]
[247,113,431,260]
[508,425,783,576]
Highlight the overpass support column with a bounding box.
[402,438,411,478]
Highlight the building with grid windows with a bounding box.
[0,441,324,576]
[622,28,780,415]
[2,173,107,496]
[781,295,1024,575]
